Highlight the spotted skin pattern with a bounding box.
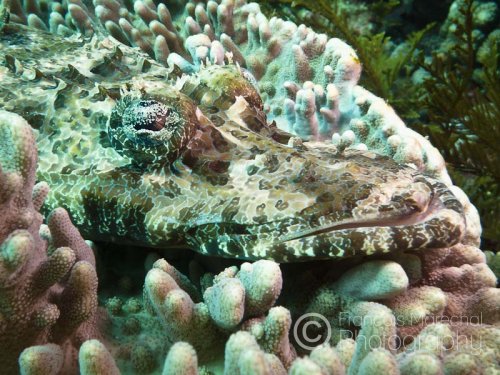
[0,24,466,261]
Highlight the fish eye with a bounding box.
[122,100,171,132]
[108,95,198,165]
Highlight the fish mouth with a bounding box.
[278,184,439,243]
[274,179,443,242]
[267,178,466,261]
[278,204,436,243]
[190,177,466,261]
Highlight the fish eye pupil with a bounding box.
[123,99,170,132]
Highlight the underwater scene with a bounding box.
[0,0,498,373]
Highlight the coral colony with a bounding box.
[0,0,498,374]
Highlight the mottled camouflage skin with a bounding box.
[0,24,465,261]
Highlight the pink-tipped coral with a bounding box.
[0,110,99,374]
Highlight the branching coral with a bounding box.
[78,339,121,375]
[0,110,99,374]
[96,258,291,373]
[161,341,198,375]
[292,322,500,375]
[224,331,287,374]
[143,259,289,360]
[256,0,431,119]
[288,243,499,373]
[97,250,498,374]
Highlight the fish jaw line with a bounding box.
[278,182,437,242]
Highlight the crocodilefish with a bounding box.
[0,21,465,262]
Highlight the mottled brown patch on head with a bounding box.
[160,180,182,199]
[259,180,272,190]
[316,192,335,203]
[275,200,289,211]
[209,114,225,127]
[263,154,280,173]
[208,160,230,174]
[211,130,232,153]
